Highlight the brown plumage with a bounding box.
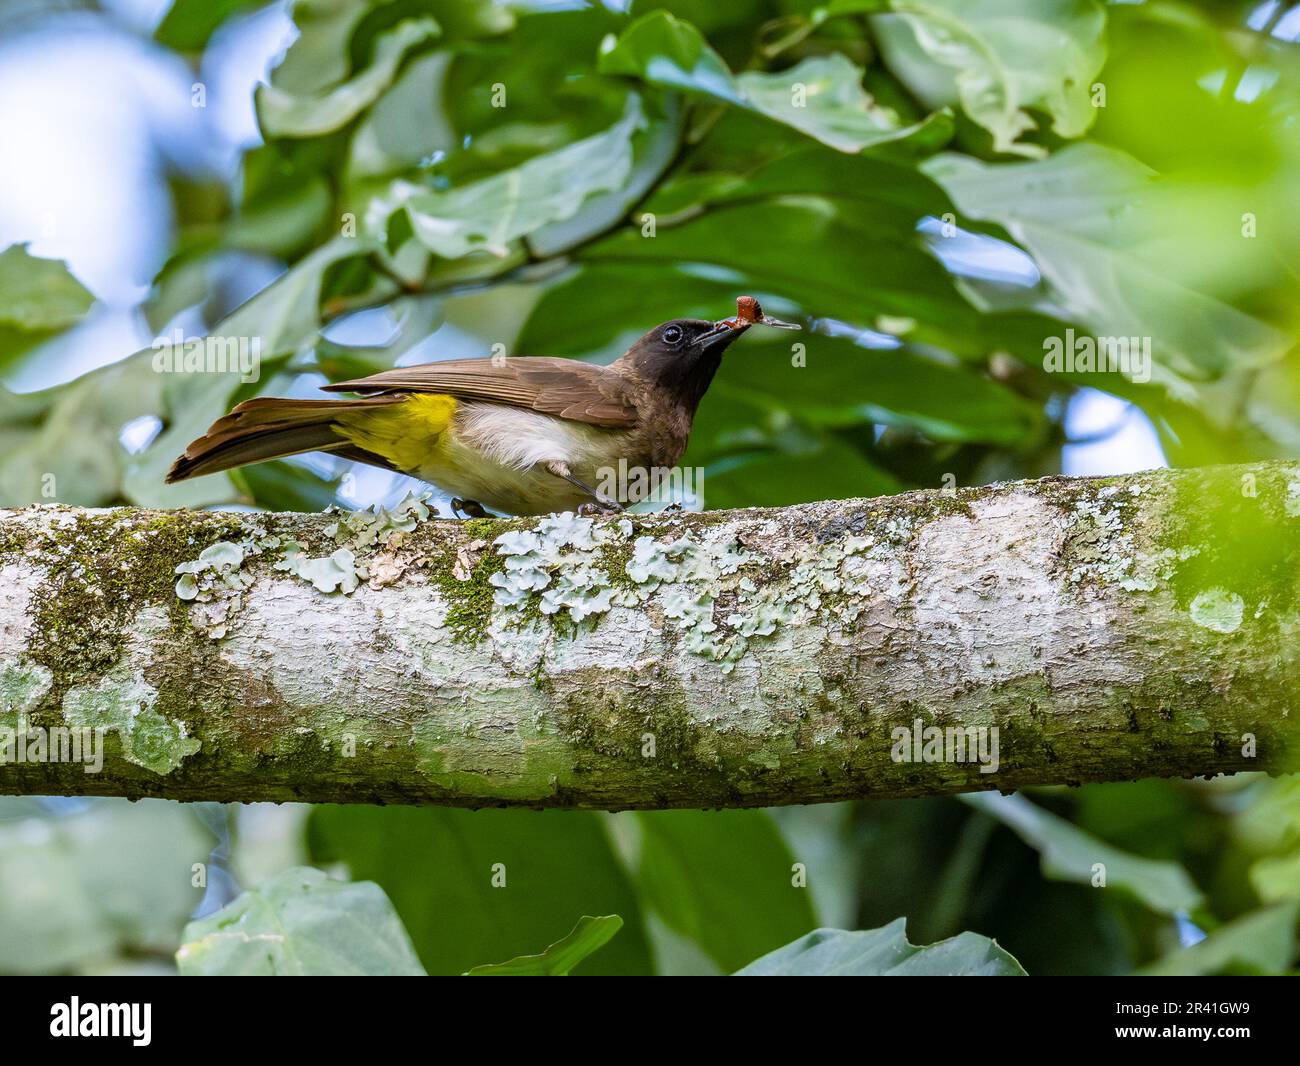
[166,299,794,515]
[322,357,640,427]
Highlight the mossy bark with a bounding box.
[1,461,1297,808]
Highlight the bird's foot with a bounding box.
[577,499,625,517]
[451,498,490,519]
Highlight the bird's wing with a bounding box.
[321,357,639,428]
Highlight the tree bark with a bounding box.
[1,462,1296,808]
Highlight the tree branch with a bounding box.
[1,462,1296,807]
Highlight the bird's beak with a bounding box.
[698,322,749,350]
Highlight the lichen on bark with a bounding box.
[0,460,1297,807]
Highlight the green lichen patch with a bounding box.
[410,705,579,802]
[472,509,893,672]
[1053,476,1153,592]
[322,492,431,546]
[164,492,440,639]
[1189,587,1245,634]
[488,514,627,621]
[275,543,360,594]
[1286,478,1300,518]
[0,659,53,726]
[175,540,257,638]
[62,669,200,774]
[1037,469,1248,604]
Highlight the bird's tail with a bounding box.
[165,395,405,483]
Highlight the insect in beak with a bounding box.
[700,296,802,347]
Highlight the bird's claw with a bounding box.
[577,500,624,517]
[451,497,490,519]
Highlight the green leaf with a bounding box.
[1139,902,1299,976]
[348,52,456,179]
[391,94,649,259]
[0,244,94,331]
[1249,851,1300,905]
[212,235,378,357]
[640,172,745,220]
[873,0,1107,157]
[580,199,1055,362]
[419,0,514,40]
[736,919,1027,975]
[813,0,891,17]
[635,145,964,261]
[467,915,624,975]
[519,263,751,357]
[0,328,66,373]
[262,0,368,98]
[601,10,745,104]
[710,335,1043,445]
[735,55,951,154]
[314,295,446,381]
[257,17,441,138]
[0,799,210,975]
[634,810,816,973]
[528,95,684,259]
[518,148,957,350]
[599,11,947,154]
[237,137,345,258]
[155,0,264,51]
[589,199,947,322]
[0,244,95,368]
[145,248,221,333]
[628,0,775,39]
[963,792,1204,916]
[226,176,332,258]
[925,144,1293,379]
[176,866,426,976]
[0,354,163,506]
[439,4,623,153]
[308,807,654,975]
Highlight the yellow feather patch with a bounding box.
[332,394,457,472]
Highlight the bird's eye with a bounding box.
[662,325,684,345]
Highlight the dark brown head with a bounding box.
[616,317,749,413]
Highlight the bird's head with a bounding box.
[618,297,799,408]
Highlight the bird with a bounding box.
[166,296,800,516]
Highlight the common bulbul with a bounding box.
[166,296,799,515]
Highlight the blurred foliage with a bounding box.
[632,808,815,971]
[307,805,655,976]
[176,865,427,975]
[735,917,1027,975]
[0,244,94,371]
[0,798,210,975]
[466,914,624,975]
[2,0,1300,975]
